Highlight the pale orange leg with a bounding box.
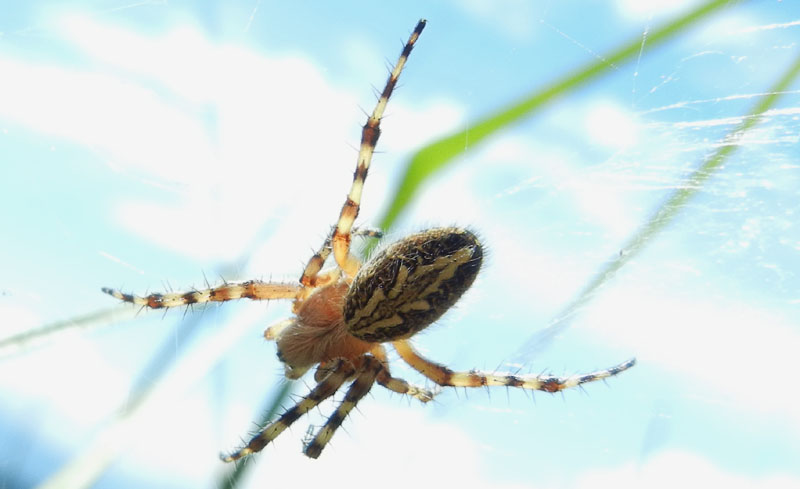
[331,20,427,276]
[369,344,437,402]
[299,227,383,287]
[103,280,301,310]
[393,339,635,393]
[311,347,436,403]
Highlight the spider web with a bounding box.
[0,2,798,489]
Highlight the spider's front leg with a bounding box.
[330,20,426,276]
[393,339,636,393]
[300,226,384,288]
[103,280,301,309]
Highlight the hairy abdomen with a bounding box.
[344,227,482,342]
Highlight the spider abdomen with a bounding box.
[344,227,482,342]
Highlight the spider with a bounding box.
[103,19,636,460]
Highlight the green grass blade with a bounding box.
[32,224,294,489]
[378,0,745,230]
[217,381,294,489]
[515,51,800,360]
[34,308,263,489]
[0,306,138,358]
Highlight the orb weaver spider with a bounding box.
[103,19,635,460]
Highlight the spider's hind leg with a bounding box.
[369,344,438,402]
[303,356,382,459]
[393,339,635,393]
[221,358,355,462]
[375,365,439,403]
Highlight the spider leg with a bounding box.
[299,226,383,287]
[375,363,438,403]
[393,339,635,393]
[300,228,336,288]
[331,20,426,276]
[352,226,383,239]
[221,358,356,462]
[103,280,301,310]
[264,318,294,341]
[303,356,382,459]
[309,347,439,405]
[368,344,437,402]
[313,360,337,383]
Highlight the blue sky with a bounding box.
[1,1,799,488]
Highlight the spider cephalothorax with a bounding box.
[273,227,482,379]
[103,19,635,461]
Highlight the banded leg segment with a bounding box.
[300,227,338,288]
[221,359,356,462]
[375,365,437,403]
[300,227,383,287]
[393,339,636,393]
[313,350,436,403]
[367,343,437,402]
[304,356,381,458]
[331,19,427,275]
[102,280,301,310]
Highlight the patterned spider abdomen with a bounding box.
[344,227,482,342]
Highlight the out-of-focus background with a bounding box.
[1,1,798,488]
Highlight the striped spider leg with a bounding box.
[101,281,301,310]
[223,19,433,460]
[101,227,378,311]
[106,19,436,461]
[222,353,431,461]
[394,340,636,393]
[104,18,635,462]
[328,19,426,278]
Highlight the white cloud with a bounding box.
[454,0,538,42]
[584,100,640,150]
[0,332,129,427]
[614,0,700,22]
[568,450,797,489]
[0,303,40,338]
[1,14,419,262]
[172,402,531,489]
[474,134,640,238]
[588,284,800,433]
[0,56,215,182]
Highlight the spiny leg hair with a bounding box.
[222,355,428,461]
[221,358,356,462]
[300,226,383,287]
[393,339,636,393]
[104,19,635,463]
[106,223,383,309]
[304,356,382,458]
[331,19,426,275]
[102,280,301,310]
[313,356,437,403]
[368,344,438,402]
[375,366,437,403]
